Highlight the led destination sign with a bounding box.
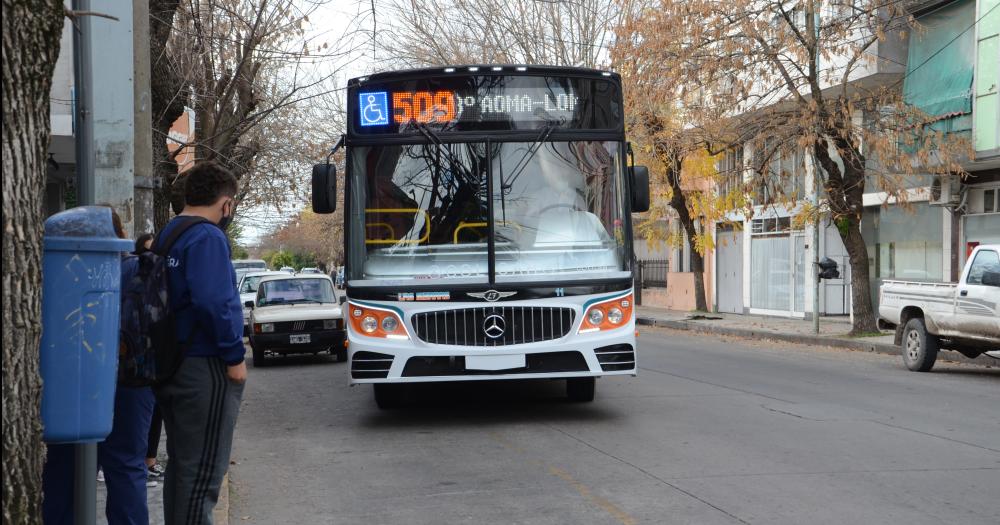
[387,89,579,125]
[353,75,620,133]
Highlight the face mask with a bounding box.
[217,200,234,231]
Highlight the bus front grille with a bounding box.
[411,306,576,346]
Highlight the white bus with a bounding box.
[310,65,650,408]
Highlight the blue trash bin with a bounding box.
[40,206,134,443]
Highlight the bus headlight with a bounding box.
[579,293,633,334]
[348,302,409,340]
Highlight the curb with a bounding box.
[213,474,230,525]
[637,316,997,367]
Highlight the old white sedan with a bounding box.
[245,274,346,367]
[238,271,287,335]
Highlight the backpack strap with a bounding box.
[153,216,214,257]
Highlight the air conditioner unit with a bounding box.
[928,175,960,207]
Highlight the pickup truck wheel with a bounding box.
[902,318,938,372]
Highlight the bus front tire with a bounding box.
[567,377,596,402]
[374,384,403,409]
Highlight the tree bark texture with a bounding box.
[149,0,183,230]
[2,1,65,522]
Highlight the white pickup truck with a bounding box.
[878,244,1000,371]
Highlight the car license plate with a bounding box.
[289,334,311,344]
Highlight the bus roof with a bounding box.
[349,65,619,86]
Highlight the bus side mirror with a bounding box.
[312,163,337,214]
[630,165,650,213]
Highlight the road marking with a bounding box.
[490,432,637,525]
[548,466,637,525]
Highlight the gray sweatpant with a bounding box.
[154,357,244,525]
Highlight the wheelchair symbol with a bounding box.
[359,92,389,126]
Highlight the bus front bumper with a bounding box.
[347,325,637,384]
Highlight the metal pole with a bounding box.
[812,153,821,335]
[73,0,95,206]
[72,2,98,523]
[74,443,97,525]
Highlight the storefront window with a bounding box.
[865,204,943,282]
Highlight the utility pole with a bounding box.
[70,1,97,523]
[133,0,155,235]
[808,0,821,335]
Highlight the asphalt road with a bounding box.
[228,329,1000,524]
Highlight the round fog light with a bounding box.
[607,307,623,324]
[587,308,604,326]
[381,316,398,332]
[361,316,378,333]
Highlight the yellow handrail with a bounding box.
[364,208,430,245]
[453,220,522,243]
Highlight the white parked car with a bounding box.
[245,274,346,367]
[238,271,287,335]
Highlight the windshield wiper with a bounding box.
[502,123,557,192]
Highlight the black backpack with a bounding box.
[118,216,211,387]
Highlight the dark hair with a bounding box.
[182,161,239,207]
[134,233,154,254]
[99,204,127,239]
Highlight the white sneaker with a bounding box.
[97,468,105,482]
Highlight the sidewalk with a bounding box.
[636,306,997,366]
[95,467,229,525]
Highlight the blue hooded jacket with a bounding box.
[158,217,245,365]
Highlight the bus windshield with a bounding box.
[347,140,627,286]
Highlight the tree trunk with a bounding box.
[812,135,879,335]
[2,1,65,522]
[840,218,879,333]
[665,156,709,311]
[149,0,183,230]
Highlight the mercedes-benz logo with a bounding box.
[467,289,517,302]
[483,314,506,339]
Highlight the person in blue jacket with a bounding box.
[42,206,155,525]
[153,162,247,525]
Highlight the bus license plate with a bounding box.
[466,354,525,371]
[290,334,311,344]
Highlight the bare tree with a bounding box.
[149,0,366,229]
[615,0,970,332]
[381,0,633,68]
[2,1,65,521]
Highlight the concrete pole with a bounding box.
[133,0,156,236]
[90,0,136,236]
